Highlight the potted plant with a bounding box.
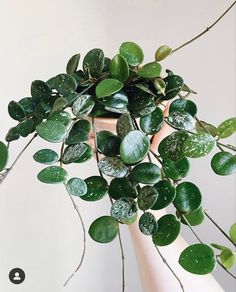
[0,2,235,291]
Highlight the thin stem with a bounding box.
[181,215,203,243]
[118,228,125,291]
[149,149,163,165]
[216,256,236,280]
[204,211,236,247]
[63,182,86,287]
[172,1,236,53]
[217,142,236,152]
[155,246,185,292]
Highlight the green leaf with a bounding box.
[217,117,236,139]
[67,177,87,196]
[96,78,124,98]
[37,166,68,184]
[151,180,176,210]
[211,243,228,251]
[169,99,197,117]
[162,157,190,180]
[220,249,236,269]
[152,214,181,246]
[99,91,128,109]
[229,223,236,243]
[72,94,95,117]
[177,206,205,226]
[161,75,184,100]
[153,78,166,95]
[33,149,59,165]
[167,111,196,131]
[108,177,137,200]
[48,111,71,126]
[155,45,172,62]
[8,101,26,121]
[62,143,87,164]
[116,114,134,139]
[183,133,216,158]
[98,157,129,178]
[131,162,161,184]
[31,80,51,102]
[36,120,67,143]
[18,118,34,137]
[109,54,129,82]
[66,119,91,145]
[120,130,150,165]
[110,197,137,222]
[89,216,119,243]
[196,121,218,137]
[140,107,164,135]
[211,152,236,176]
[83,48,104,78]
[179,244,216,275]
[138,186,158,211]
[139,212,158,236]
[0,141,8,172]
[119,41,144,66]
[97,131,121,157]
[5,127,20,142]
[174,182,202,214]
[158,131,189,161]
[80,176,108,201]
[19,97,36,115]
[66,53,80,74]
[137,62,162,78]
[74,143,93,163]
[53,74,77,95]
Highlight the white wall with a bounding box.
[0,0,235,291]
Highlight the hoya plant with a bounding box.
[0,2,236,291]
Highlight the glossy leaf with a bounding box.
[139,212,158,236]
[151,180,176,210]
[140,107,164,135]
[131,162,161,184]
[48,111,71,126]
[116,114,134,139]
[5,127,20,142]
[80,176,108,201]
[0,141,8,172]
[109,54,129,82]
[174,182,202,214]
[18,118,34,137]
[177,206,205,226]
[220,249,236,269]
[179,244,216,275]
[97,131,121,157]
[162,157,190,180]
[183,133,216,158]
[66,53,80,74]
[119,41,144,66]
[211,152,236,176]
[66,119,91,145]
[37,166,68,184]
[74,143,93,163]
[72,94,95,117]
[99,91,128,109]
[96,78,124,98]
[167,111,195,131]
[120,130,150,165]
[36,120,67,143]
[217,117,236,139]
[33,149,59,165]
[108,177,137,200]
[110,197,137,221]
[19,97,35,115]
[153,78,166,95]
[229,223,236,243]
[152,214,181,246]
[98,157,129,178]
[83,48,104,78]
[161,75,184,100]
[89,216,119,243]
[8,101,25,121]
[137,62,162,78]
[62,143,87,164]
[169,99,197,117]
[53,73,77,95]
[196,121,218,137]
[31,80,51,102]
[138,186,158,211]
[155,45,172,62]
[67,177,87,196]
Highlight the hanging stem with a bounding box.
[217,142,236,152]
[204,210,236,248]
[172,1,236,53]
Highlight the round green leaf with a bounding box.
[89,216,119,243]
[8,101,26,121]
[137,62,162,78]
[72,94,95,117]
[66,119,91,145]
[97,131,121,157]
[183,133,216,158]
[36,120,67,143]
[66,53,80,74]
[37,166,68,184]
[131,162,161,184]
[220,249,236,269]
[169,99,197,117]
[108,177,137,200]
[177,206,205,226]
[19,97,35,115]
[174,182,202,214]
[120,130,150,165]
[62,143,87,164]
[155,45,172,62]
[31,80,51,102]
[80,176,108,201]
[162,157,190,180]
[98,157,129,178]
[116,114,134,139]
[53,74,77,95]
[96,78,124,98]
[109,54,129,82]
[0,141,8,172]
[67,177,87,196]
[196,121,218,137]
[167,111,196,131]
[161,75,184,100]
[217,117,236,139]
[74,143,93,163]
[229,223,236,243]
[99,91,128,109]
[119,41,144,66]
[138,186,158,211]
[48,111,71,126]
[110,197,137,221]
[211,152,236,176]
[83,48,105,78]
[152,214,181,246]
[5,127,20,142]
[17,118,34,137]
[33,149,59,165]
[151,180,176,210]
[179,244,216,275]
[139,212,158,236]
[140,107,164,135]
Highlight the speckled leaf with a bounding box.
[211,152,236,176]
[139,212,158,236]
[119,41,144,66]
[53,74,77,95]
[67,177,87,196]
[37,166,68,184]
[108,177,137,200]
[140,107,164,135]
[83,48,104,78]
[36,120,67,143]
[155,45,172,61]
[169,99,197,117]
[0,141,8,172]
[48,111,71,126]
[66,53,80,74]
[72,94,95,117]
[66,119,91,145]
[116,114,134,139]
[110,197,137,221]
[31,80,51,102]
[62,143,87,164]
[5,127,20,142]
[138,186,158,211]
[80,176,108,201]
[18,118,34,137]
[19,97,35,115]
[99,91,128,109]
[217,117,236,139]
[8,101,26,121]
[50,97,68,114]
[96,78,124,98]
[162,157,190,180]
[131,162,161,184]
[137,62,162,78]
[179,244,216,275]
[33,149,58,165]
[152,214,181,246]
[161,75,184,100]
[74,143,93,163]
[109,54,129,82]
[151,180,176,210]
[167,111,195,131]
[98,157,129,178]
[196,121,218,137]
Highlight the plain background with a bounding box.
[0,0,235,291]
